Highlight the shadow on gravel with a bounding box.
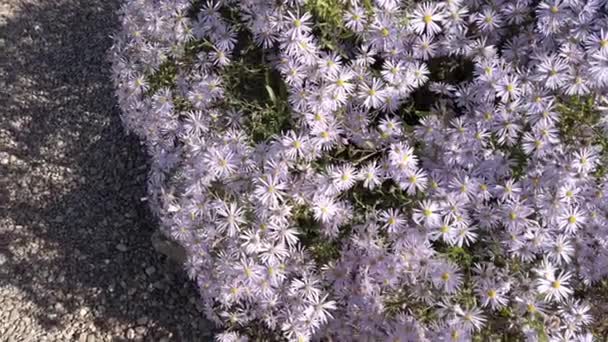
[0,1,212,340]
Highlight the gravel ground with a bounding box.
[0,1,213,341]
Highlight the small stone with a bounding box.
[86,334,96,342]
[8,309,19,322]
[0,253,7,266]
[79,333,88,342]
[126,328,135,340]
[151,231,186,264]
[144,266,156,276]
[195,301,204,313]
[54,302,65,313]
[79,307,89,317]
[116,243,128,252]
[135,326,146,335]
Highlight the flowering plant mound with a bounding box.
[111,0,608,340]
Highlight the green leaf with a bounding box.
[265,85,277,105]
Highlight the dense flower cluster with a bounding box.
[111,0,608,340]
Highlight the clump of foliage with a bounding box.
[111,0,608,341]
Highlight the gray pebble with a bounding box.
[116,243,128,252]
[145,266,156,276]
[126,328,136,340]
[54,302,65,313]
[8,309,19,322]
